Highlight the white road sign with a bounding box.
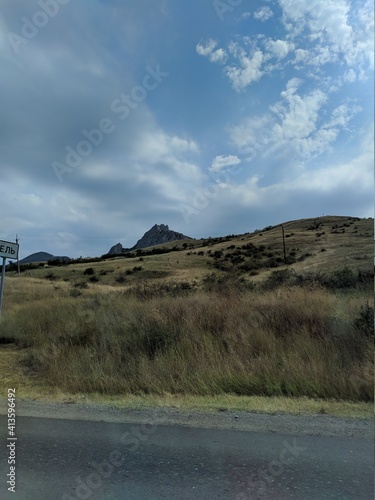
[0,240,19,260]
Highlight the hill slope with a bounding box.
[12,216,373,287]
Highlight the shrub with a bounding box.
[44,273,56,281]
[263,269,295,289]
[74,281,88,289]
[330,267,357,289]
[84,267,95,275]
[124,281,196,300]
[201,273,252,293]
[354,304,374,338]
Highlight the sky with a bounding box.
[0,0,373,258]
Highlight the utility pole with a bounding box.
[281,225,287,264]
[16,235,20,275]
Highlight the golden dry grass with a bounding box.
[0,277,372,404]
[0,215,373,416]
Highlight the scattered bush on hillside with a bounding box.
[262,267,372,291]
[353,303,374,338]
[44,273,56,281]
[262,269,296,289]
[124,280,197,300]
[201,273,254,294]
[83,267,95,275]
[74,281,88,289]
[328,267,357,289]
[48,258,70,266]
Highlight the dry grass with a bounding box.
[1,215,372,414]
[1,277,372,403]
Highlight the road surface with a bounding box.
[0,402,373,499]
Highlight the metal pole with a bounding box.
[0,257,6,319]
[16,235,20,275]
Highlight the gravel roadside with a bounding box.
[0,398,372,439]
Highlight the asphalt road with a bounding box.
[0,412,373,500]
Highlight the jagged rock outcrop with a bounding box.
[108,243,124,255]
[132,224,191,249]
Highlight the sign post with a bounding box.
[0,240,19,319]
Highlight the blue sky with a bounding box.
[0,0,373,258]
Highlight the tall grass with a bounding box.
[1,278,372,401]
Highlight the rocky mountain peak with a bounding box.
[132,224,191,249]
[108,243,124,255]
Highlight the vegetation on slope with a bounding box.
[1,271,372,402]
[0,216,373,403]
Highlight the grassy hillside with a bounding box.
[8,215,373,288]
[0,215,373,404]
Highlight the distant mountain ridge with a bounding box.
[20,252,70,264]
[107,224,192,255]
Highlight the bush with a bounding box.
[201,273,253,294]
[354,304,374,338]
[124,281,196,300]
[74,281,88,289]
[83,267,95,275]
[44,273,56,281]
[330,267,357,289]
[263,269,295,289]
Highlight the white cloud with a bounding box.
[265,39,295,59]
[273,81,327,140]
[254,6,274,21]
[229,78,363,169]
[196,39,227,64]
[324,103,361,130]
[342,68,357,83]
[280,0,374,73]
[230,115,272,152]
[209,48,227,64]
[210,155,241,173]
[196,39,217,57]
[292,126,374,192]
[205,126,373,224]
[293,48,309,65]
[225,44,264,91]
